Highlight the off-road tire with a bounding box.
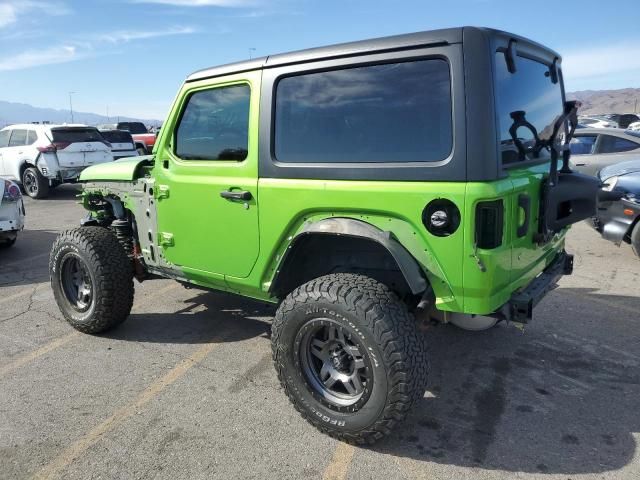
[22,167,49,199]
[631,220,640,258]
[50,226,134,334]
[272,273,428,444]
[136,146,147,156]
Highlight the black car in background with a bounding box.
[605,113,640,129]
[594,159,640,257]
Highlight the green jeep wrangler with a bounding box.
[50,27,601,443]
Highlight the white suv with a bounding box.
[0,124,114,199]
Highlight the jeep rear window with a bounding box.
[274,59,452,163]
[175,84,250,161]
[494,53,564,164]
[51,128,104,143]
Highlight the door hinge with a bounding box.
[158,232,174,247]
[155,184,170,200]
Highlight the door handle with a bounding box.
[574,162,586,166]
[220,189,252,201]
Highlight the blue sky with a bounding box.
[1,0,639,120]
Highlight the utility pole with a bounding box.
[68,91,76,123]
[249,47,256,59]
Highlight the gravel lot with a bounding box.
[1,184,639,480]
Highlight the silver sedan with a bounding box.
[570,127,640,176]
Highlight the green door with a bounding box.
[153,72,261,284]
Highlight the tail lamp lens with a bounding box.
[475,200,504,249]
[3,180,22,202]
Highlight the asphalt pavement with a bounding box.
[0,184,638,480]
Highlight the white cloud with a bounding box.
[0,1,71,29]
[562,42,640,82]
[98,26,197,44]
[0,45,79,71]
[132,0,254,6]
[0,25,197,71]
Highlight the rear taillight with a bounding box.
[3,180,21,202]
[37,144,56,153]
[475,200,504,249]
[37,141,71,153]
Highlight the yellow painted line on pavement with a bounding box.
[32,340,220,480]
[323,442,355,480]
[0,332,80,379]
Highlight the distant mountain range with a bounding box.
[567,88,640,115]
[1,89,638,129]
[0,100,161,128]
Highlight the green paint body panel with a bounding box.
[79,69,568,315]
[79,156,154,182]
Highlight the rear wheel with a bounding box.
[272,273,428,444]
[50,226,134,333]
[630,221,640,258]
[136,146,147,156]
[22,167,49,199]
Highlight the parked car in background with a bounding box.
[577,116,617,129]
[98,129,138,160]
[0,124,113,199]
[0,179,25,248]
[569,128,640,176]
[116,122,155,155]
[605,113,640,129]
[593,159,640,257]
[628,121,640,132]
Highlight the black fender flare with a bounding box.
[271,217,428,296]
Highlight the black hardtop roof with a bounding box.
[186,26,560,83]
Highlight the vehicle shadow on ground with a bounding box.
[45,184,82,200]
[0,229,59,287]
[374,291,640,475]
[106,290,275,345]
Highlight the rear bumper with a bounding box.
[0,201,25,233]
[495,250,573,323]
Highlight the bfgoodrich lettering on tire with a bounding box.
[49,226,134,334]
[271,273,428,444]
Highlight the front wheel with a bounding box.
[272,273,428,444]
[50,226,134,333]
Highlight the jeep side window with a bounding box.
[569,135,597,155]
[175,84,250,161]
[274,59,452,163]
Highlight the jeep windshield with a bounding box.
[495,52,564,164]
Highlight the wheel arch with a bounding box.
[269,217,429,300]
